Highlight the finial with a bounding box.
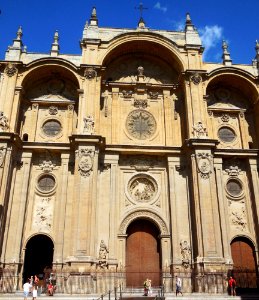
[186,13,192,24]
[185,12,195,32]
[222,40,232,66]
[16,26,23,40]
[256,40,259,52]
[138,17,146,29]
[255,40,259,68]
[50,30,59,56]
[89,6,98,26]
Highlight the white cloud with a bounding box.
[174,19,185,31]
[154,2,167,13]
[199,25,223,60]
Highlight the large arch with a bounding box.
[23,234,54,284]
[100,33,185,74]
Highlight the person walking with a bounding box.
[23,279,32,300]
[175,275,183,296]
[228,276,236,296]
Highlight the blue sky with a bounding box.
[0,0,258,64]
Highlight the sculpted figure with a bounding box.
[83,115,95,134]
[0,112,9,131]
[180,240,191,268]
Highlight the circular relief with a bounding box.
[226,179,243,197]
[218,126,236,143]
[37,174,56,193]
[126,110,156,140]
[128,175,157,202]
[42,120,62,137]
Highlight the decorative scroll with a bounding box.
[134,99,148,109]
[122,90,133,98]
[190,73,202,85]
[84,67,97,79]
[4,63,18,77]
[49,106,58,115]
[129,155,155,171]
[39,160,56,173]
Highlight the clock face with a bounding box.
[126,110,156,140]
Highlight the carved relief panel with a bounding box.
[222,159,250,234]
[32,195,54,232]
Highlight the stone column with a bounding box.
[111,88,119,144]
[31,103,39,141]
[77,89,84,134]
[247,158,259,268]
[214,158,232,263]
[12,152,32,262]
[9,86,22,133]
[188,140,224,270]
[104,154,119,262]
[53,153,70,264]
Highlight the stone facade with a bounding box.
[0,8,258,294]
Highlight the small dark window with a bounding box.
[42,120,61,136]
[38,174,55,192]
[218,127,236,143]
[23,133,28,141]
[227,179,242,196]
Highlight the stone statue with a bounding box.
[83,115,95,134]
[0,112,9,132]
[180,240,191,268]
[192,121,207,138]
[98,240,109,268]
[99,240,109,260]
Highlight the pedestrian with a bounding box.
[175,275,183,297]
[228,276,236,296]
[23,279,32,300]
[32,285,38,300]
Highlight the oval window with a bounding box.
[42,120,61,137]
[37,174,56,192]
[227,179,242,197]
[218,127,236,143]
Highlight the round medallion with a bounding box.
[42,120,62,137]
[218,126,236,143]
[126,110,156,140]
[226,179,243,197]
[128,175,157,202]
[37,174,56,193]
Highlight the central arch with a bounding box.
[126,218,161,287]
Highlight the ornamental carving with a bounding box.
[39,160,56,173]
[0,112,9,132]
[126,110,156,140]
[83,115,95,134]
[196,153,212,179]
[192,121,207,138]
[129,156,155,171]
[221,114,230,123]
[49,106,58,115]
[84,67,97,79]
[230,206,247,231]
[77,148,94,177]
[180,240,191,269]
[149,91,159,99]
[4,63,18,77]
[128,175,157,202]
[225,165,241,177]
[122,90,133,98]
[33,197,53,232]
[190,73,202,85]
[119,210,168,235]
[134,99,148,109]
[0,147,6,167]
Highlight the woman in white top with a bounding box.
[32,285,38,300]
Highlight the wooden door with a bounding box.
[126,219,161,287]
[231,238,257,288]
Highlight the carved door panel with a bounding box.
[126,219,161,287]
[231,238,257,288]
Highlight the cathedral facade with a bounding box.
[0,8,258,294]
